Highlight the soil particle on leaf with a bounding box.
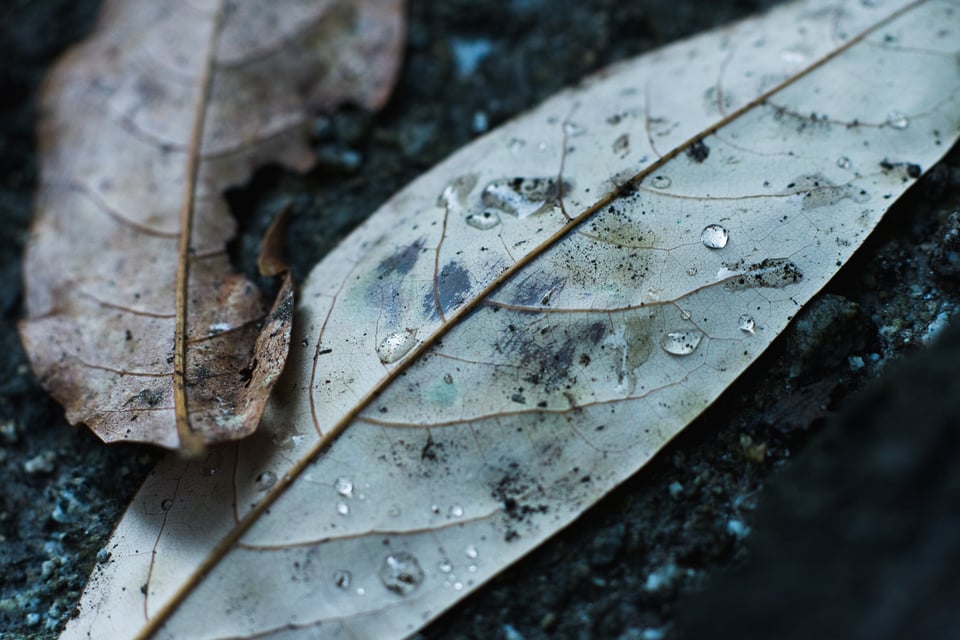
[3,0,960,638]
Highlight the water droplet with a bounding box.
[468,564,478,573]
[465,210,501,230]
[333,570,352,590]
[563,121,586,136]
[679,309,692,321]
[430,504,441,515]
[254,471,277,492]
[376,329,417,364]
[836,156,852,170]
[443,373,454,384]
[464,544,479,559]
[439,559,453,573]
[886,111,909,129]
[337,502,350,516]
[481,177,569,219]
[356,587,366,596]
[686,266,698,277]
[199,450,221,477]
[650,175,672,189]
[700,224,729,249]
[453,581,464,590]
[508,138,526,155]
[334,476,354,498]
[738,314,756,334]
[379,552,425,596]
[659,329,704,356]
[387,504,402,518]
[449,504,464,518]
[161,498,173,512]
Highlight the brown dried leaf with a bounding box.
[19,0,405,451]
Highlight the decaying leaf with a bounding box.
[63,0,959,637]
[19,0,405,451]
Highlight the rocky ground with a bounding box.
[1,0,958,638]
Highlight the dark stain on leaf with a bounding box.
[423,260,472,317]
[377,238,425,278]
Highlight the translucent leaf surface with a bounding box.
[64,0,959,637]
[19,0,404,451]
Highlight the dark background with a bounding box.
[1,0,958,638]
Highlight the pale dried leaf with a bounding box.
[64,0,959,637]
[19,0,405,450]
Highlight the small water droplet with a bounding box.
[453,581,464,591]
[563,121,586,136]
[333,570,352,590]
[464,544,479,559]
[650,175,672,189]
[481,177,569,219]
[468,564,478,573]
[680,309,692,321]
[199,450,221,477]
[376,329,417,364]
[443,373,454,384]
[836,156,852,170]
[387,504,402,518]
[686,266,698,277]
[430,504,441,515]
[334,476,354,498]
[356,587,366,596]
[700,224,729,249]
[439,559,453,573]
[465,210,501,230]
[449,504,464,518]
[161,498,173,512]
[659,329,704,356]
[379,552,425,596]
[738,314,756,334]
[337,502,350,516]
[886,111,909,129]
[254,471,277,492]
[508,138,526,155]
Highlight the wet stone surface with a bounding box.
[2,0,960,638]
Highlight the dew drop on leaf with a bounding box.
[659,329,704,355]
[334,476,354,497]
[336,502,350,516]
[836,156,852,170]
[700,224,729,249]
[449,504,464,518]
[376,329,417,364]
[379,552,425,596]
[254,471,277,492]
[465,210,501,230]
[438,559,453,573]
[886,111,909,129]
[650,175,672,189]
[333,570,352,590]
[464,544,479,559]
[738,314,756,334]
